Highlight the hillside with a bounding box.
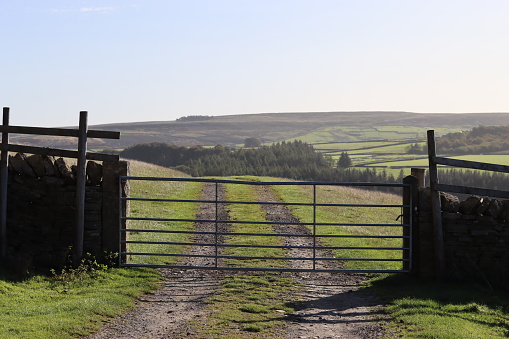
[10,111,509,150]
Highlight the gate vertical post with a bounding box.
[313,184,317,270]
[403,175,418,274]
[0,107,9,262]
[427,130,446,279]
[215,181,219,268]
[102,161,130,263]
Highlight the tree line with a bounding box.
[121,140,509,193]
[120,141,404,185]
[433,168,509,192]
[406,125,509,155]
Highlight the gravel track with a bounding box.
[86,183,384,338]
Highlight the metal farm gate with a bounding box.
[119,177,415,273]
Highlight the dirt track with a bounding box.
[86,183,385,338]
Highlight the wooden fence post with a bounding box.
[403,175,418,274]
[74,111,88,266]
[427,130,446,279]
[0,107,9,262]
[411,168,426,188]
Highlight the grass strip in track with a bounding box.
[185,274,297,338]
[222,180,287,269]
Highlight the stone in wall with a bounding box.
[440,192,460,213]
[485,199,502,218]
[459,196,482,215]
[42,155,58,176]
[9,153,36,177]
[500,200,509,222]
[26,154,46,177]
[55,157,75,185]
[475,197,491,215]
[87,161,103,185]
[418,188,460,213]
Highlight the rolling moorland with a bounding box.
[12,111,509,150]
[12,111,509,183]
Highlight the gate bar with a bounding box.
[120,177,411,273]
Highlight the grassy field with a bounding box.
[126,160,203,265]
[366,154,509,168]
[287,125,463,145]
[365,274,509,338]
[264,179,405,271]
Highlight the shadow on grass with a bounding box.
[364,274,509,309]
[360,273,509,336]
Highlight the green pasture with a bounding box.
[366,154,509,168]
[312,141,395,151]
[347,142,424,155]
[286,125,463,145]
[351,154,427,166]
[126,161,203,265]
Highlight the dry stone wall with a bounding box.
[6,153,128,273]
[417,188,509,287]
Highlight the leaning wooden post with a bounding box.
[427,130,446,279]
[403,175,418,274]
[0,107,9,261]
[74,111,88,266]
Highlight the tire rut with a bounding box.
[86,183,230,339]
[254,185,385,339]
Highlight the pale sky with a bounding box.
[1,0,508,127]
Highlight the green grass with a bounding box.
[365,274,509,338]
[262,178,405,271]
[127,160,203,265]
[0,160,194,338]
[186,274,297,338]
[287,126,463,145]
[222,179,287,269]
[366,154,509,168]
[0,267,160,339]
[312,141,396,151]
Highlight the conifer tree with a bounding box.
[337,152,352,168]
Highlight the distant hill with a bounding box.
[11,111,509,150]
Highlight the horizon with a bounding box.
[89,110,509,128]
[1,1,508,127]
